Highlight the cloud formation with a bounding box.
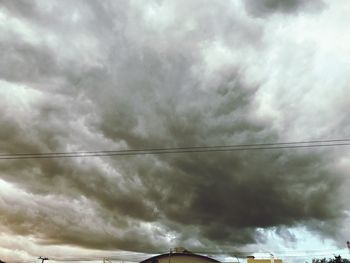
[244,0,325,17]
[0,0,349,258]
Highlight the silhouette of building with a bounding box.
[140,248,220,263]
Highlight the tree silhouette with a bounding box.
[312,255,350,263]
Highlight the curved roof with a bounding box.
[140,252,220,263]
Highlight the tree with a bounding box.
[312,256,350,263]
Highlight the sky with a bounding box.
[0,0,350,262]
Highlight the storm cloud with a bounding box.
[244,0,325,17]
[0,0,349,258]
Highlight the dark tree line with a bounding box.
[312,256,350,263]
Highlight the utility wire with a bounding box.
[0,138,350,160]
[6,249,349,263]
[194,248,348,254]
[2,138,350,156]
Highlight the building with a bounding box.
[247,256,282,263]
[140,248,220,263]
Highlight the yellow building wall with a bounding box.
[146,255,217,263]
[247,258,282,263]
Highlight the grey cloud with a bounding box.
[0,189,162,252]
[244,0,326,17]
[0,0,347,255]
[275,227,297,243]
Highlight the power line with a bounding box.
[194,248,348,255]
[48,252,156,262]
[0,138,350,160]
[2,138,350,156]
[5,248,350,263]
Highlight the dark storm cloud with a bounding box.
[244,0,325,17]
[0,0,346,254]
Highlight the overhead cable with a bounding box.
[1,138,350,160]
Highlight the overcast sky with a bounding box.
[1,0,350,262]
